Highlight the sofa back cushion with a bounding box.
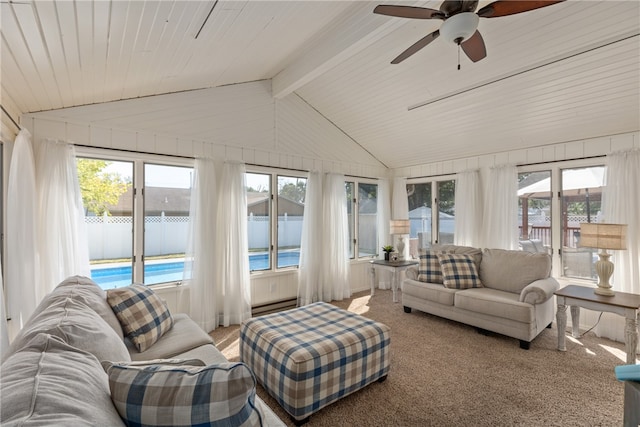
[103,360,264,427]
[480,249,552,294]
[1,333,125,426]
[9,296,131,363]
[432,244,482,270]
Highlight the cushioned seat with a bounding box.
[455,288,534,323]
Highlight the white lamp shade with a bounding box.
[390,219,410,235]
[579,223,627,250]
[439,12,479,44]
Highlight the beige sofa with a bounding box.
[402,245,559,349]
[0,276,285,426]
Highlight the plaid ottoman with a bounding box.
[239,302,390,423]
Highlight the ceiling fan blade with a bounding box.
[374,5,444,20]
[461,30,486,62]
[391,30,440,64]
[477,1,565,18]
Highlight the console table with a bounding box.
[555,285,640,364]
[370,259,418,303]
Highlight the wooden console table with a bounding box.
[555,285,640,364]
[370,260,418,303]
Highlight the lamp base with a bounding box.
[594,286,615,297]
[594,251,615,297]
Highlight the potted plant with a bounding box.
[382,245,394,261]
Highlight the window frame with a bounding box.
[406,175,456,247]
[346,177,379,260]
[246,166,308,273]
[75,147,194,288]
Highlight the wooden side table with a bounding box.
[555,285,640,364]
[370,259,418,303]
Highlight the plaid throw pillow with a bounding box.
[103,361,264,427]
[437,253,483,289]
[417,249,450,283]
[107,284,174,352]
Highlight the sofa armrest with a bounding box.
[519,277,560,305]
[406,266,418,281]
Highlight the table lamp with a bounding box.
[390,219,410,260]
[578,223,627,296]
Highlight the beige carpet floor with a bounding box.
[210,289,626,426]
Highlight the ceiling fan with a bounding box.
[374,1,565,65]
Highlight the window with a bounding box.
[76,151,193,289]
[407,178,455,252]
[346,180,378,259]
[246,170,307,271]
[517,171,552,249]
[561,166,604,280]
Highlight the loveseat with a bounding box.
[0,276,285,426]
[402,245,560,349]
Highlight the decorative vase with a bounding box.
[384,252,390,261]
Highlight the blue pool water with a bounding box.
[91,251,300,289]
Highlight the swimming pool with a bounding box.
[91,251,301,289]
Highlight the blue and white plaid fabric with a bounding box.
[417,249,450,283]
[239,302,390,421]
[107,284,174,352]
[103,360,264,427]
[437,253,483,289]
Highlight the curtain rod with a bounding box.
[1,105,21,131]
[73,143,194,160]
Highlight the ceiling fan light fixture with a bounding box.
[440,12,479,45]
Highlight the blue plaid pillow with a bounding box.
[107,284,174,352]
[417,249,450,283]
[103,361,264,427]
[437,253,483,289]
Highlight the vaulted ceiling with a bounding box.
[2,1,639,169]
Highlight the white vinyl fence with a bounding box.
[86,214,305,260]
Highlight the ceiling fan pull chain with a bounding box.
[457,44,461,70]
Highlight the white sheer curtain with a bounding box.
[217,162,251,326]
[482,165,518,249]
[321,173,350,302]
[298,171,323,306]
[6,129,39,338]
[597,149,640,342]
[36,140,90,292]
[376,178,392,289]
[391,177,409,258]
[183,158,218,332]
[454,169,482,247]
[601,149,640,294]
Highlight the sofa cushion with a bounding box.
[103,360,264,427]
[107,284,174,352]
[438,253,483,289]
[9,296,130,363]
[1,333,125,426]
[480,249,552,294]
[417,249,450,283]
[402,279,457,306]
[126,313,214,361]
[455,288,535,323]
[48,275,125,340]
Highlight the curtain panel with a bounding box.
[217,162,252,326]
[454,169,482,247]
[183,158,219,332]
[297,171,323,306]
[6,129,40,338]
[482,165,518,250]
[321,173,351,302]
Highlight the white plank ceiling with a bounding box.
[2,0,639,169]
